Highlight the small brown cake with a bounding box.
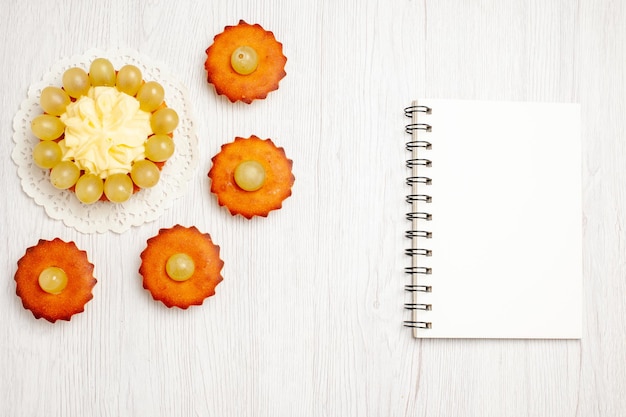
[208,135,294,219]
[15,238,97,322]
[139,225,224,309]
[204,20,287,103]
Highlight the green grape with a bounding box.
[89,58,116,86]
[145,134,175,162]
[231,46,259,75]
[50,161,80,189]
[116,65,142,96]
[150,108,179,135]
[40,87,70,116]
[32,141,62,169]
[103,173,134,203]
[38,267,68,294]
[75,173,104,204]
[234,160,266,191]
[130,160,160,188]
[62,67,91,98]
[31,114,65,141]
[136,81,164,112]
[166,253,195,281]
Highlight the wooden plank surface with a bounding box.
[0,0,623,415]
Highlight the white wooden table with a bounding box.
[0,1,622,416]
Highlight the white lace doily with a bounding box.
[11,48,198,234]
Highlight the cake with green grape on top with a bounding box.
[31,57,179,204]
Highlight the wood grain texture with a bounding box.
[0,0,623,416]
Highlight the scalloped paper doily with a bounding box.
[11,48,198,234]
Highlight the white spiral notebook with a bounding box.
[404,99,583,339]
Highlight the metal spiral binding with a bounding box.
[403,104,433,331]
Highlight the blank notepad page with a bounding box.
[406,99,582,339]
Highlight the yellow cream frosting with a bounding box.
[59,86,152,178]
